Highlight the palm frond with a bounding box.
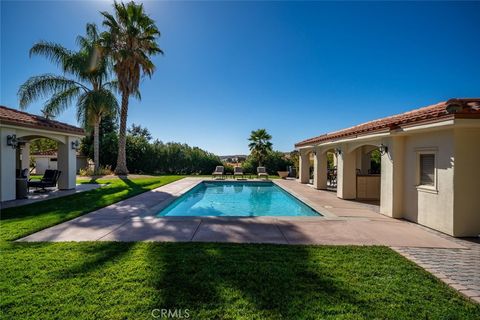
[29,41,73,64]
[43,86,82,118]
[17,74,85,109]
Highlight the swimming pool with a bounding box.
[157,181,321,217]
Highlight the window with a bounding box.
[419,154,435,186]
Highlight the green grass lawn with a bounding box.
[1,176,479,319]
[1,243,479,319]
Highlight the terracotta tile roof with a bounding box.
[31,150,58,156]
[295,98,480,147]
[31,150,85,157]
[0,105,85,135]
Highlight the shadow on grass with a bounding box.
[52,242,136,280]
[144,242,363,319]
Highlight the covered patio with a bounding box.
[295,98,480,237]
[0,106,85,202]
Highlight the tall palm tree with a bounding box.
[18,23,118,173]
[248,129,273,166]
[100,1,163,175]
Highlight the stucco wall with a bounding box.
[34,157,57,174]
[402,129,455,235]
[453,127,480,237]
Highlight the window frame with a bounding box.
[415,148,438,194]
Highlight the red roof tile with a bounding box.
[295,98,480,147]
[0,106,85,135]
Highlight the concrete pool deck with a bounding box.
[18,177,465,248]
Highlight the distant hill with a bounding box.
[219,155,248,161]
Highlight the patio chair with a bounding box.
[233,166,244,179]
[257,167,269,179]
[212,166,224,179]
[28,169,61,192]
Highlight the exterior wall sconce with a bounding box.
[7,134,18,149]
[379,144,389,155]
[334,148,342,155]
[71,140,80,151]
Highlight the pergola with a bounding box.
[0,106,85,202]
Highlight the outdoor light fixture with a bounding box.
[379,144,389,155]
[6,134,18,149]
[71,140,80,150]
[334,148,342,155]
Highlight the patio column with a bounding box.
[299,150,310,184]
[380,136,404,218]
[57,137,77,190]
[313,150,327,189]
[0,128,17,201]
[336,147,356,199]
[20,142,30,178]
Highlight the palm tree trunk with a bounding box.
[115,92,129,175]
[93,118,100,174]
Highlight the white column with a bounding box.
[299,150,310,184]
[313,151,327,189]
[20,142,30,178]
[57,137,77,190]
[0,128,17,201]
[380,136,404,218]
[337,147,357,199]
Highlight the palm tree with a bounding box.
[248,129,273,166]
[100,1,163,175]
[18,24,118,173]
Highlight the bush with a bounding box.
[242,151,293,175]
[81,123,223,175]
[78,165,113,176]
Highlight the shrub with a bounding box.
[78,165,113,176]
[242,151,293,175]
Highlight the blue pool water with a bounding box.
[157,181,321,217]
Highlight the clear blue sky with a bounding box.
[1,1,479,155]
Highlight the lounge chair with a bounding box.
[233,167,244,179]
[212,166,224,179]
[28,169,61,192]
[257,167,269,179]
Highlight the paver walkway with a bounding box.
[17,177,479,303]
[393,228,480,303]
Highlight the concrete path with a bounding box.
[0,183,102,209]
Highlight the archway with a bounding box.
[337,143,382,205]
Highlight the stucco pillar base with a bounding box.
[313,151,327,189]
[299,151,310,184]
[337,149,356,199]
[380,136,404,218]
[0,128,17,201]
[57,138,77,190]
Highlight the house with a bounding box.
[0,106,85,202]
[295,98,480,237]
[31,150,89,175]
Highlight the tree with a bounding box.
[80,114,119,168]
[128,123,152,141]
[100,1,163,175]
[18,23,118,173]
[248,129,273,166]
